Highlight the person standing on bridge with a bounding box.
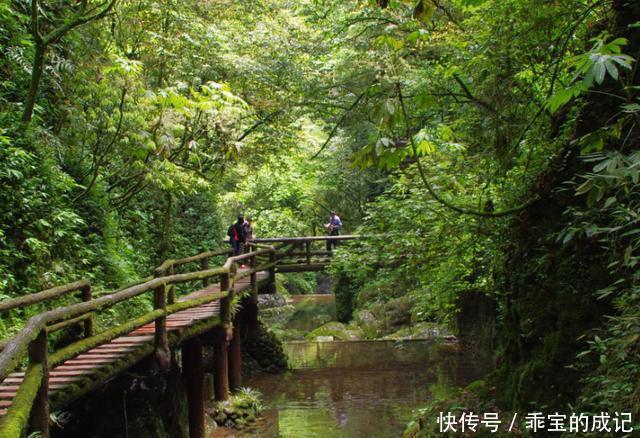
[325,210,342,250]
[243,217,254,242]
[243,216,254,254]
[227,215,246,256]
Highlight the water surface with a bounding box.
[213,295,488,437]
[239,340,486,437]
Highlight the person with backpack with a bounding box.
[227,215,246,256]
[324,210,342,250]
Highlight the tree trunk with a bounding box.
[159,191,173,260]
[22,43,46,124]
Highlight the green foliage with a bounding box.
[326,0,639,419]
[332,268,360,323]
[0,0,638,426]
[558,149,640,420]
[280,273,317,295]
[330,173,501,329]
[546,35,635,113]
[243,322,288,373]
[0,135,87,297]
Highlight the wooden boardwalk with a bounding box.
[0,271,268,416]
[0,236,358,437]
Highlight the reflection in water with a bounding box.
[283,295,336,334]
[230,340,487,437]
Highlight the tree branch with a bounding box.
[452,74,496,114]
[43,0,118,45]
[236,109,284,142]
[396,82,539,218]
[73,87,127,203]
[311,89,368,159]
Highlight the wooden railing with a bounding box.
[0,280,93,351]
[154,248,233,304]
[253,235,358,272]
[0,235,358,437]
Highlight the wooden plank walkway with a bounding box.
[0,271,268,416]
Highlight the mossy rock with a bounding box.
[383,322,445,340]
[403,419,420,438]
[243,322,288,373]
[305,321,363,341]
[383,296,412,328]
[209,388,263,430]
[354,309,382,339]
[464,379,493,399]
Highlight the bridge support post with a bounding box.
[212,327,229,401]
[228,317,242,392]
[182,338,205,438]
[28,329,49,438]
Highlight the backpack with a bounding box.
[227,224,239,241]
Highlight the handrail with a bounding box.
[0,279,90,314]
[223,248,273,269]
[252,235,359,243]
[155,248,232,275]
[0,281,95,353]
[0,266,230,381]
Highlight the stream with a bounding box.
[214,295,488,437]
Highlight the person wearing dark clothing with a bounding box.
[325,211,342,251]
[227,215,246,256]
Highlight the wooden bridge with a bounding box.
[0,235,357,437]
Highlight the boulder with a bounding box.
[355,309,381,338]
[305,321,363,341]
[258,293,287,309]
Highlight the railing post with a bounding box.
[305,241,311,265]
[248,253,259,332]
[201,258,210,288]
[219,271,231,324]
[28,329,49,437]
[213,268,233,402]
[250,254,257,294]
[154,282,170,368]
[168,265,176,305]
[81,284,93,338]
